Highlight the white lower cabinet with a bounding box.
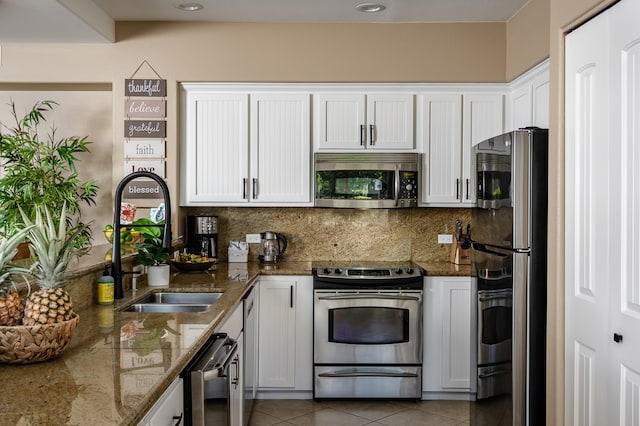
[257,275,313,395]
[138,376,184,426]
[423,276,476,398]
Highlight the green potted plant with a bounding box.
[135,219,172,286]
[0,100,98,253]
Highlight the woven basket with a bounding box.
[0,313,79,364]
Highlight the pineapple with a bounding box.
[0,290,25,326]
[20,204,87,326]
[0,226,33,326]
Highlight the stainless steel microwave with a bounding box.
[314,153,420,208]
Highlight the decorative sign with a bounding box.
[122,180,164,200]
[124,120,166,138]
[123,159,166,179]
[124,140,165,159]
[125,99,166,118]
[125,79,167,97]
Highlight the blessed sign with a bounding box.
[125,79,167,97]
[122,180,164,200]
[124,120,166,138]
[125,99,166,118]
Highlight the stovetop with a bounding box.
[312,261,424,281]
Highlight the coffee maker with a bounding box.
[186,215,218,258]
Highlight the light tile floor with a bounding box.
[248,396,512,426]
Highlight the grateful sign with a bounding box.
[124,120,166,138]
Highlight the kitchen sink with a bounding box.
[118,292,224,313]
[133,292,224,305]
[121,303,212,313]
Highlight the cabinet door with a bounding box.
[366,94,415,150]
[250,94,311,203]
[258,278,297,388]
[316,93,366,150]
[257,276,313,391]
[181,92,249,204]
[419,93,463,205]
[139,377,183,426]
[423,276,474,393]
[462,94,503,205]
[230,331,244,426]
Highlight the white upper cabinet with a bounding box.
[506,60,550,132]
[419,93,465,205]
[180,85,311,206]
[420,90,503,207]
[316,93,414,150]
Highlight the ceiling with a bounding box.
[0,0,528,44]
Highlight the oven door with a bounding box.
[477,288,512,366]
[314,290,422,365]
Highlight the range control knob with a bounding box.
[323,268,332,275]
[395,268,403,274]
[334,268,343,275]
[407,268,414,275]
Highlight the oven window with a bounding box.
[316,170,394,201]
[328,307,409,344]
[481,306,512,345]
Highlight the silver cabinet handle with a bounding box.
[369,124,375,145]
[252,178,257,199]
[456,178,460,199]
[242,178,248,199]
[466,178,470,200]
[360,124,365,146]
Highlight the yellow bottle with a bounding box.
[97,266,114,305]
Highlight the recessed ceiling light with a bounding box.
[355,3,386,13]
[174,3,204,12]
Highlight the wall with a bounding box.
[0,21,505,259]
[185,207,471,263]
[506,0,551,80]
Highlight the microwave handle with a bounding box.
[394,166,400,207]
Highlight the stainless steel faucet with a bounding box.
[111,171,172,299]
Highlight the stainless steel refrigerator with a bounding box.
[470,128,547,426]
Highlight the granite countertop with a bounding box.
[0,259,469,426]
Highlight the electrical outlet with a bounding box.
[438,234,453,244]
[246,233,261,244]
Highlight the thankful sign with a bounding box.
[125,79,167,97]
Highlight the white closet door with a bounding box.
[565,9,612,426]
[609,0,640,423]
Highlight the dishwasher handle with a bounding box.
[202,339,238,382]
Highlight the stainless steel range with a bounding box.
[312,262,425,400]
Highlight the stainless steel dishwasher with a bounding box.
[182,333,239,426]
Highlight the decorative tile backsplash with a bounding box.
[183,207,471,264]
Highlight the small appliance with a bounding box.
[314,152,420,208]
[258,232,287,264]
[186,215,218,258]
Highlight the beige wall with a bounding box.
[506,0,551,80]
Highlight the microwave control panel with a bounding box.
[398,171,418,205]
